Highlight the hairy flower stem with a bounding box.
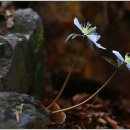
[47,49,81,109]
[52,69,118,114]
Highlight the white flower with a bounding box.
[112,50,130,70]
[74,17,106,50]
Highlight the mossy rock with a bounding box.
[0,92,50,128]
[9,8,46,99]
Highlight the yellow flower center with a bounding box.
[125,54,130,63]
[82,26,96,35]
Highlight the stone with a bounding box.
[0,92,50,128]
[0,34,28,92]
[11,8,41,35]
[0,8,45,98]
[10,8,46,99]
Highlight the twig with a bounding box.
[52,69,118,113]
[47,49,81,109]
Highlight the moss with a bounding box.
[33,25,44,81]
[35,63,42,81]
[27,24,45,99]
[33,26,44,54]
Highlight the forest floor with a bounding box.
[45,87,130,129]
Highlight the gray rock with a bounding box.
[11,8,41,35]
[10,8,46,99]
[0,34,28,92]
[0,8,46,98]
[0,7,49,129]
[0,92,50,128]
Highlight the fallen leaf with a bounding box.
[42,99,66,124]
[72,92,89,104]
[6,16,14,29]
[5,9,12,17]
[97,117,107,125]
[86,104,103,109]
[104,115,120,129]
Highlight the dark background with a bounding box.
[3,1,130,98]
[31,1,130,98]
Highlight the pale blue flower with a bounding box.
[112,50,130,70]
[74,17,106,50]
[112,50,124,62]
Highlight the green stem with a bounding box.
[52,69,118,114]
[47,49,80,109]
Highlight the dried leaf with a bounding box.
[5,9,12,17]
[72,93,89,103]
[6,16,14,29]
[87,104,103,109]
[3,9,14,29]
[104,115,120,129]
[42,99,66,124]
[98,117,107,125]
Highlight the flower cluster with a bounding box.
[66,17,130,71]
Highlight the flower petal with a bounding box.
[94,42,106,50]
[86,34,105,49]
[112,50,125,62]
[74,17,83,33]
[126,63,130,70]
[87,34,101,43]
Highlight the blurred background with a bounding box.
[1,1,130,99]
[32,1,130,99]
